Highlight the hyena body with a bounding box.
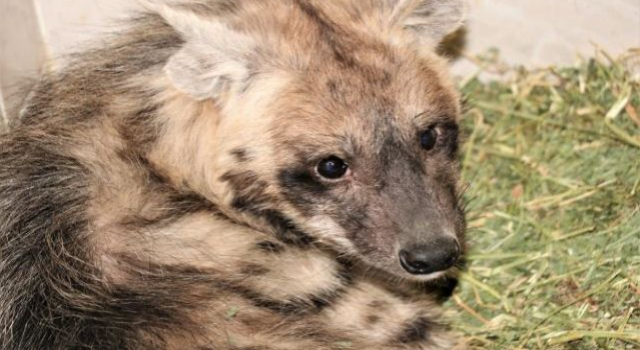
[0,0,467,349]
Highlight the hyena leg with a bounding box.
[319,281,457,350]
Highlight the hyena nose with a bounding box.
[399,237,460,275]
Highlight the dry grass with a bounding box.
[451,51,640,349]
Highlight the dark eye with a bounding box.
[420,128,438,151]
[317,156,349,179]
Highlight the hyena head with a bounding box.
[145,0,466,281]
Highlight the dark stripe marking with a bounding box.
[397,316,435,344]
[255,240,285,254]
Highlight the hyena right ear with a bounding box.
[139,0,256,100]
[389,0,466,46]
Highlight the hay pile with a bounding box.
[453,52,640,349]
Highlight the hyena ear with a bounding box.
[139,0,256,100]
[390,0,466,46]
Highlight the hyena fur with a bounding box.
[0,0,469,349]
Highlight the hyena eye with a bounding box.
[420,128,439,151]
[317,156,349,179]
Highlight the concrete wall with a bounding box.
[1,0,639,125]
[452,0,640,76]
[35,0,138,62]
[0,0,47,127]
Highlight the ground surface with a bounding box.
[451,52,640,349]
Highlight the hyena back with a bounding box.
[0,0,468,349]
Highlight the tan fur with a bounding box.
[1,1,468,349]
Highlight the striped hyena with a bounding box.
[0,0,468,349]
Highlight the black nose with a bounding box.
[399,237,460,275]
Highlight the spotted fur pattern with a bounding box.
[0,1,468,349]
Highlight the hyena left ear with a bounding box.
[139,0,256,100]
[389,0,466,46]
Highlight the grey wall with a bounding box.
[0,0,47,129]
[452,0,640,76]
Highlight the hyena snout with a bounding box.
[399,236,460,275]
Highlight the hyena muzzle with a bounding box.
[0,0,468,349]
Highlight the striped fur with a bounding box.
[0,1,467,349]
